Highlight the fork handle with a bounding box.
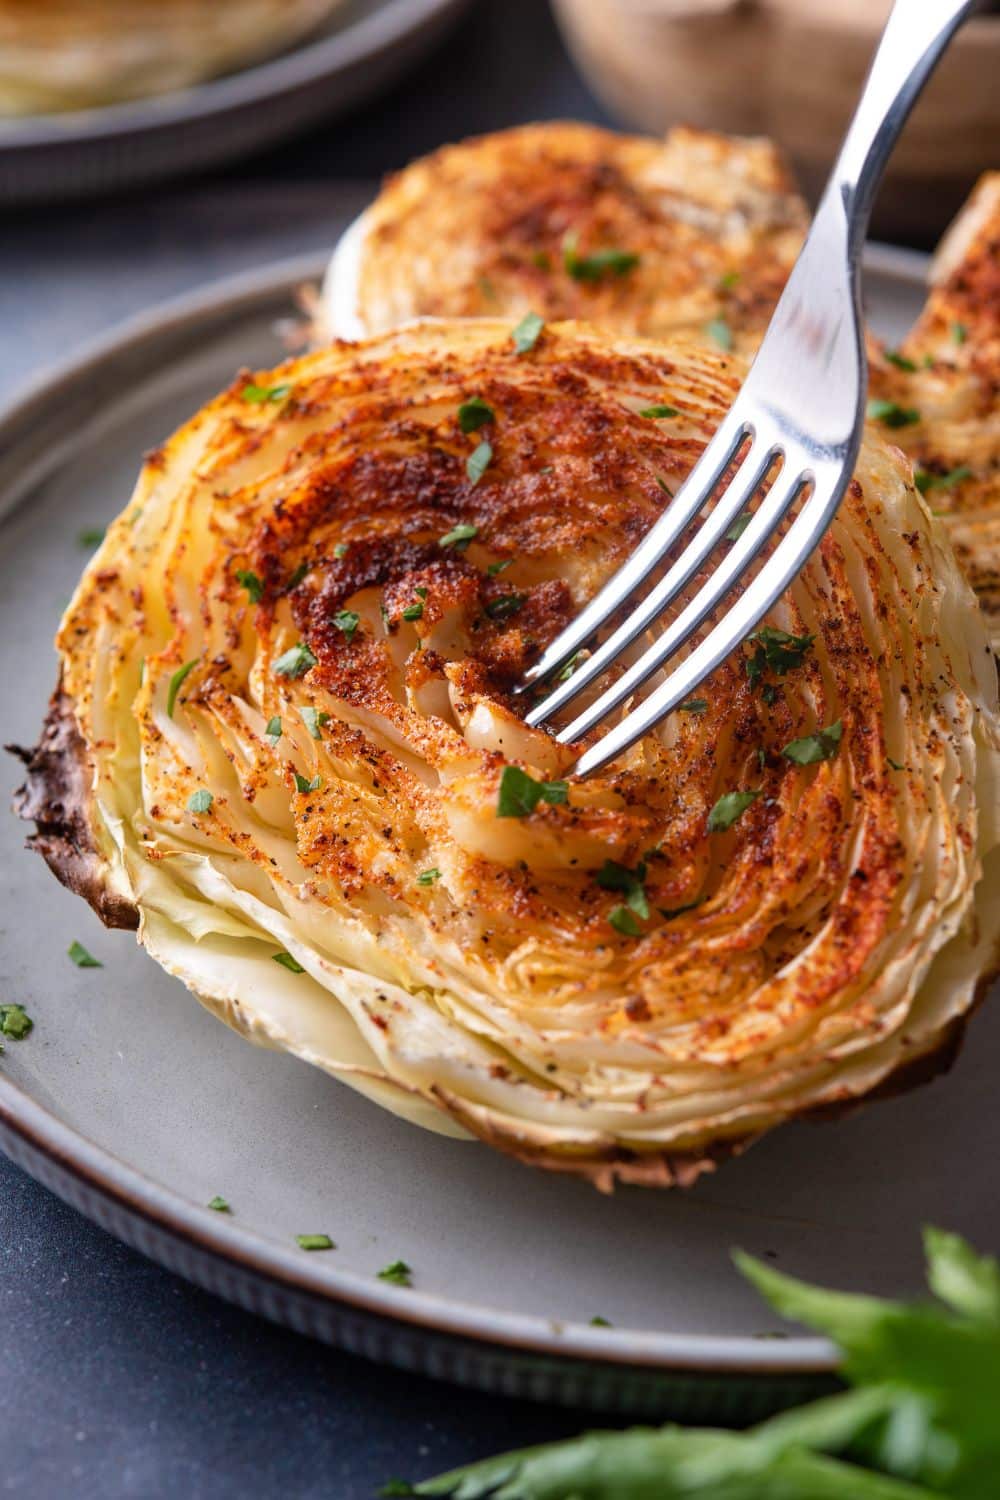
[826,0,978,257]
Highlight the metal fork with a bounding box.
[521,0,975,778]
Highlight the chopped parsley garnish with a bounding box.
[782,720,843,765]
[487,559,513,576]
[867,399,920,429]
[718,270,741,291]
[0,1004,33,1041]
[208,1196,231,1213]
[485,593,525,622]
[242,381,291,404]
[265,715,282,743]
[589,1315,612,1327]
[273,951,305,973]
[707,788,761,832]
[557,651,582,682]
[416,868,441,886]
[658,898,703,921]
[726,510,754,542]
[467,440,493,486]
[562,233,640,282]
[915,465,972,493]
[300,706,329,739]
[952,321,968,345]
[746,626,814,687]
[439,522,478,550]
[296,1234,335,1251]
[885,350,917,372]
[458,396,495,433]
[655,476,672,495]
[402,600,424,622]
[68,940,101,968]
[678,698,708,713]
[596,860,649,921]
[639,404,679,419]
[608,906,643,936]
[887,756,905,772]
[273,641,317,678]
[286,561,308,591]
[334,542,349,559]
[497,765,568,818]
[293,773,322,795]
[187,789,213,814]
[78,526,106,548]
[512,311,545,354]
[167,657,199,717]
[235,568,263,604]
[377,1260,413,1286]
[332,610,360,644]
[706,318,733,351]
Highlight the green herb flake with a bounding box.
[286,561,308,591]
[166,658,199,717]
[466,440,493,486]
[638,404,679,419]
[608,905,643,936]
[487,559,513,576]
[725,510,754,542]
[296,1233,335,1251]
[402,601,424,622]
[333,542,349,559]
[300,706,329,739]
[952,320,968,345]
[235,568,263,604]
[265,715,282,744]
[0,1004,33,1041]
[678,698,708,714]
[333,610,361,644]
[416,868,441,886]
[557,651,582,682]
[563,233,640,282]
[746,626,814,687]
[68,940,102,968]
[658,898,703,921]
[706,317,733,351]
[885,349,917,372]
[458,396,495,433]
[867,399,921,429]
[596,859,649,921]
[187,789,213,814]
[208,1196,231,1213]
[78,526,106,548]
[707,788,761,833]
[589,1315,612,1327]
[439,522,478,551]
[512,311,545,354]
[915,465,973,494]
[273,951,305,974]
[293,773,322,795]
[377,1260,412,1286]
[485,593,525,622]
[887,756,905,772]
[273,641,317,678]
[782,720,843,765]
[242,381,291,405]
[497,765,569,818]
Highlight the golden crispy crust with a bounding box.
[8,685,138,931]
[346,122,807,354]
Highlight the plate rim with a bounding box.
[0,242,929,1385]
[0,0,470,149]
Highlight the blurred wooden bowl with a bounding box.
[551,0,1000,244]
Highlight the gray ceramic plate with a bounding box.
[0,0,469,205]
[2,246,997,1420]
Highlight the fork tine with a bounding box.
[570,470,847,777]
[556,461,808,745]
[518,412,749,692]
[525,435,778,728]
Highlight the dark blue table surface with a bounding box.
[1,6,616,1497]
